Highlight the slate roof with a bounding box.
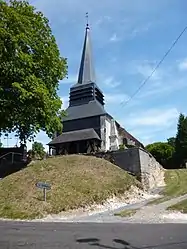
[76,24,96,85]
[63,100,106,121]
[48,128,101,145]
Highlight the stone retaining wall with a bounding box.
[88,147,165,190]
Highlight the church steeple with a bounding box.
[77,13,96,85]
[69,15,104,107]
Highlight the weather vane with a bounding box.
[86,12,89,27]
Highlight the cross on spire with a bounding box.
[86,12,89,28]
[77,13,96,85]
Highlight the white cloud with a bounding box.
[138,77,187,99]
[105,93,129,104]
[178,58,187,71]
[95,15,112,26]
[126,107,179,128]
[103,77,121,88]
[61,96,69,109]
[136,135,155,146]
[133,61,163,81]
[60,75,77,84]
[130,23,152,38]
[116,107,179,146]
[126,60,187,100]
[109,33,120,42]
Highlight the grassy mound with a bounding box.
[0,155,141,220]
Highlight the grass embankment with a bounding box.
[167,200,187,213]
[148,169,187,205]
[114,209,138,217]
[0,155,141,220]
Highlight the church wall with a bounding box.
[100,116,122,152]
[100,115,114,152]
[110,120,120,151]
[100,116,106,151]
[105,119,111,151]
[63,116,101,136]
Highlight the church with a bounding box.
[48,22,144,155]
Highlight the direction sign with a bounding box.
[36,182,51,190]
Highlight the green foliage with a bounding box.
[167,137,175,148]
[0,0,67,143]
[119,144,125,150]
[126,144,135,148]
[174,113,187,167]
[114,209,138,217]
[146,142,174,168]
[30,141,46,159]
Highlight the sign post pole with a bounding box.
[43,188,47,202]
[35,182,51,202]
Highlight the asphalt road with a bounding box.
[0,221,187,249]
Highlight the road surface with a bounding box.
[0,221,187,248]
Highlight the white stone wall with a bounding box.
[105,119,111,151]
[138,148,165,190]
[100,116,121,152]
[100,116,106,151]
[109,120,119,151]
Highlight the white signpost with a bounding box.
[35,182,51,201]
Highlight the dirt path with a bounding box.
[125,194,187,223]
[52,192,187,223]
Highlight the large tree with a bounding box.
[167,137,176,148]
[0,0,67,143]
[146,142,174,168]
[175,113,187,167]
[29,141,46,159]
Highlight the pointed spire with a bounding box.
[77,13,96,85]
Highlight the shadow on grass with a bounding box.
[0,161,29,178]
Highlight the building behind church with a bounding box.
[48,22,144,155]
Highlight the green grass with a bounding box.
[167,199,187,213]
[147,169,187,205]
[114,209,138,217]
[0,155,141,220]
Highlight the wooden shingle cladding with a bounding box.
[48,128,101,145]
[62,100,106,122]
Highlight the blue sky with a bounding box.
[2,0,187,150]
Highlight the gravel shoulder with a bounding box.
[36,188,187,224]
